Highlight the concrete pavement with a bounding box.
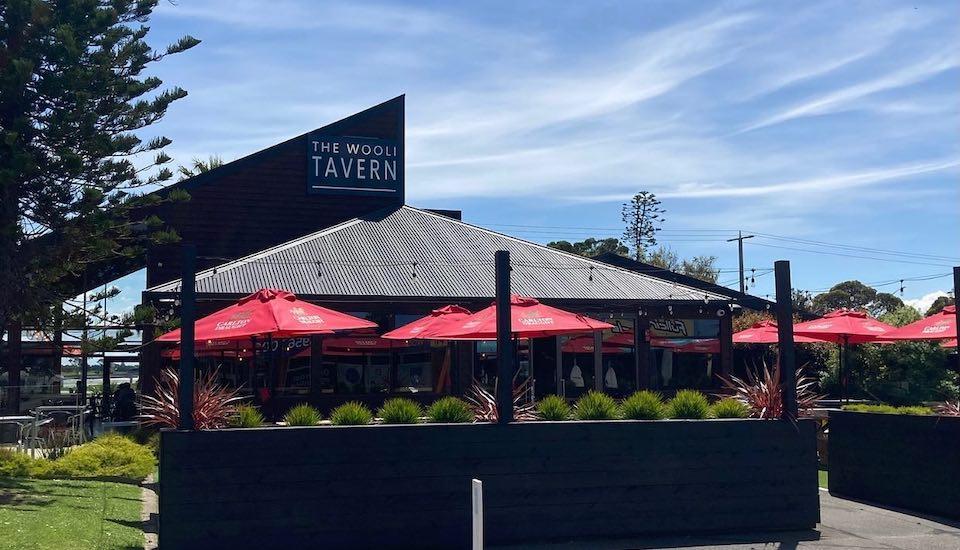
[494,489,960,550]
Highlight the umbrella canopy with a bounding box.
[431,295,613,340]
[793,309,896,344]
[381,305,472,340]
[650,338,720,354]
[883,305,956,341]
[561,332,634,354]
[943,338,958,349]
[733,320,829,344]
[157,288,376,342]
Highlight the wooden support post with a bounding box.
[636,316,650,389]
[774,261,798,419]
[179,244,196,430]
[102,359,111,419]
[954,267,959,352]
[495,250,513,425]
[719,313,733,378]
[4,321,22,414]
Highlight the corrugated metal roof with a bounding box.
[147,206,730,302]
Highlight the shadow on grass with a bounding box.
[0,478,55,509]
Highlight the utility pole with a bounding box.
[727,231,754,293]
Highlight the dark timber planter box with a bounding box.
[160,419,819,549]
[829,411,960,519]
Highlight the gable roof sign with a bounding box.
[146,206,730,303]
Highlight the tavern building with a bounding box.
[2,96,770,416]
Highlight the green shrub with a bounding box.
[426,397,474,423]
[843,403,933,415]
[232,404,265,428]
[378,398,422,424]
[283,403,322,426]
[536,395,571,421]
[330,402,373,426]
[0,448,48,478]
[574,391,619,420]
[621,390,666,420]
[46,434,155,481]
[712,398,750,419]
[668,390,710,419]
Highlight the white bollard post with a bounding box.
[472,478,483,549]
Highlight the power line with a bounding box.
[748,242,954,267]
[750,232,960,262]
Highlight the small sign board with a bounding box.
[307,134,402,196]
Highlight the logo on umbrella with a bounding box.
[214,309,253,331]
[290,307,326,326]
[518,310,554,326]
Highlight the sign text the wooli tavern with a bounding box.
[306,134,402,196]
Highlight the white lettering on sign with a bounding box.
[308,135,402,195]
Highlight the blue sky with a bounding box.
[105,0,960,316]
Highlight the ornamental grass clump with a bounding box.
[536,395,571,421]
[574,391,619,420]
[232,404,264,428]
[621,390,666,420]
[283,403,322,426]
[934,400,960,416]
[330,402,373,426]
[712,398,750,419]
[426,397,474,423]
[140,366,243,430]
[844,404,934,415]
[378,398,422,424]
[668,390,710,419]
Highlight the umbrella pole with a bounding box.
[837,343,843,404]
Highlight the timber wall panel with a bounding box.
[160,419,819,549]
[828,411,960,519]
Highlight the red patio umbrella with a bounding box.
[942,338,957,349]
[157,288,376,342]
[882,305,956,342]
[793,309,897,402]
[793,309,896,344]
[733,320,829,344]
[431,295,613,340]
[650,338,720,354]
[381,305,472,340]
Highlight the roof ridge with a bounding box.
[407,206,720,299]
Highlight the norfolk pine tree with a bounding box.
[0,0,198,335]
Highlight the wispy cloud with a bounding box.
[739,50,960,132]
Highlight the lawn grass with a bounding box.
[0,478,143,550]
[818,469,828,489]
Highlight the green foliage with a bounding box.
[536,395,571,421]
[573,391,619,420]
[283,404,322,426]
[843,404,933,415]
[546,237,629,258]
[232,404,265,428]
[0,448,47,478]
[667,390,711,419]
[832,341,959,405]
[378,398,422,424]
[621,390,667,420]
[712,398,750,419]
[622,191,664,260]
[925,296,954,317]
[426,397,474,423]
[880,306,921,328]
[46,434,155,481]
[330,402,373,426]
[0,0,198,331]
